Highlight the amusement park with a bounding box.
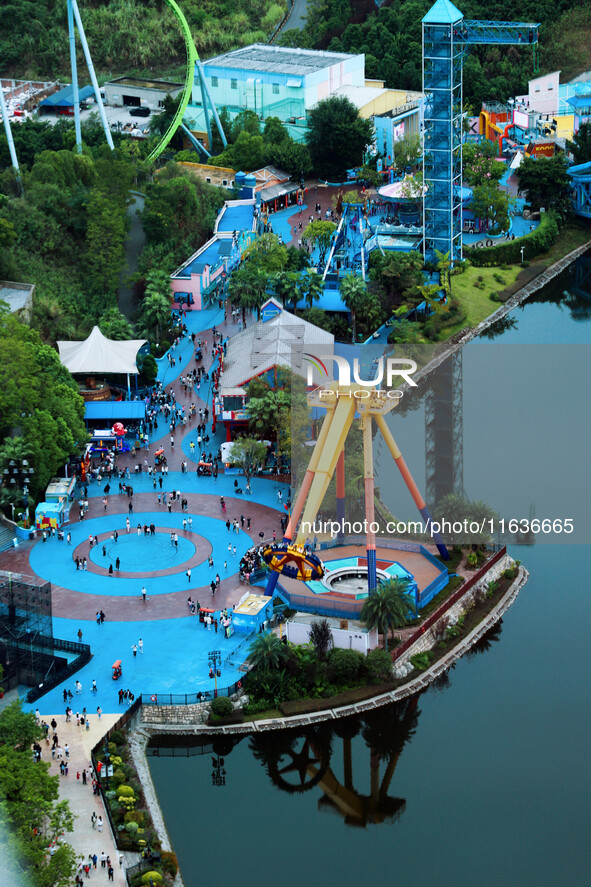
[1,0,591,885]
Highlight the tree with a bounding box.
[227,261,269,323]
[360,579,417,651]
[469,181,510,235]
[84,186,127,300]
[303,219,336,265]
[306,96,374,180]
[247,633,290,672]
[392,133,421,169]
[340,273,369,343]
[99,307,134,341]
[515,153,572,216]
[298,269,324,310]
[244,233,288,273]
[0,701,77,887]
[247,389,291,438]
[139,270,172,341]
[228,437,269,482]
[309,618,333,660]
[462,141,505,187]
[273,271,301,309]
[567,121,591,165]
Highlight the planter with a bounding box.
[16,525,35,541]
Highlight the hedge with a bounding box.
[279,682,397,716]
[464,211,559,267]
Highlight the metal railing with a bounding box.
[140,682,241,706]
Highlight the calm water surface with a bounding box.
[149,256,591,887]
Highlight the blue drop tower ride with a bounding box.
[422,0,540,263]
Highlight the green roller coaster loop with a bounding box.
[147,0,198,162]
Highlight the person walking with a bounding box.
[97,816,103,833]
[131,643,137,657]
[186,568,191,583]
[91,812,97,829]
[141,586,147,602]
[126,517,130,533]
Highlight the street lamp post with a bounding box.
[521,246,525,265]
[2,459,34,526]
[208,650,221,698]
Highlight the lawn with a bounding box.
[439,264,522,339]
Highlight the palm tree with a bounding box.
[340,273,369,343]
[247,390,290,438]
[247,633,290,672]
[308,618,333,660]
[273,271,300,309]
[299,269,324,311]
[360,578,417,651]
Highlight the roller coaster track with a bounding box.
[147,0,198,161]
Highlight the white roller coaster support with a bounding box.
[197,61,227,149]
[71,0,114,151]
[360,216,366,281]
[0,86,21,189]
[67,0,82,151]
[322,213,345,281]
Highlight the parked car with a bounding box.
[129,107,150,117]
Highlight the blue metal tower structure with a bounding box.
[422,0,540,263]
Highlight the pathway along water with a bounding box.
[148,255,591,887]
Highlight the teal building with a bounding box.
[185,44,365,145]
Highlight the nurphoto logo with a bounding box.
[303,353,418,398]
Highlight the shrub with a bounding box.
[210,696,233,717]
[109,730,125,746]
[243,698,273,715]
[161,851,179,877]
[117,785,135,798]
[141,872,162,885]
[124,810,145,826]
[328,648,364,684]
[410,651,434,671]
[108,741,117,755]
[464,211,559,267]
[364,649,393,683]
[113,768,125,785]
[125,821,139,834]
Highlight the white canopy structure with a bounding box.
[57,326,147,400]
[58,326,147,375]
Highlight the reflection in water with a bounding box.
[148,624,505,825]
[250,697,419,826]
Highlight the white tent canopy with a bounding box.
[57,326,147,375]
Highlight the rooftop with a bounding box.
[220,308,333,390]
[204,44,359,77]
[0,280,35,313]
[104,76,183,90]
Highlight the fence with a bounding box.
[391,547,507,662]
[140,682,241,706]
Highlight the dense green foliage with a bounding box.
[1,0,287,79]
[283,0,591,107]
[139,164,226,274]
[567,122,591,165]
[0,310,87,514]
[0,701,77,887]
[306,96,373,180]
[0,141,137,342]
[207,113,312,178]
[516,153,573,216]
